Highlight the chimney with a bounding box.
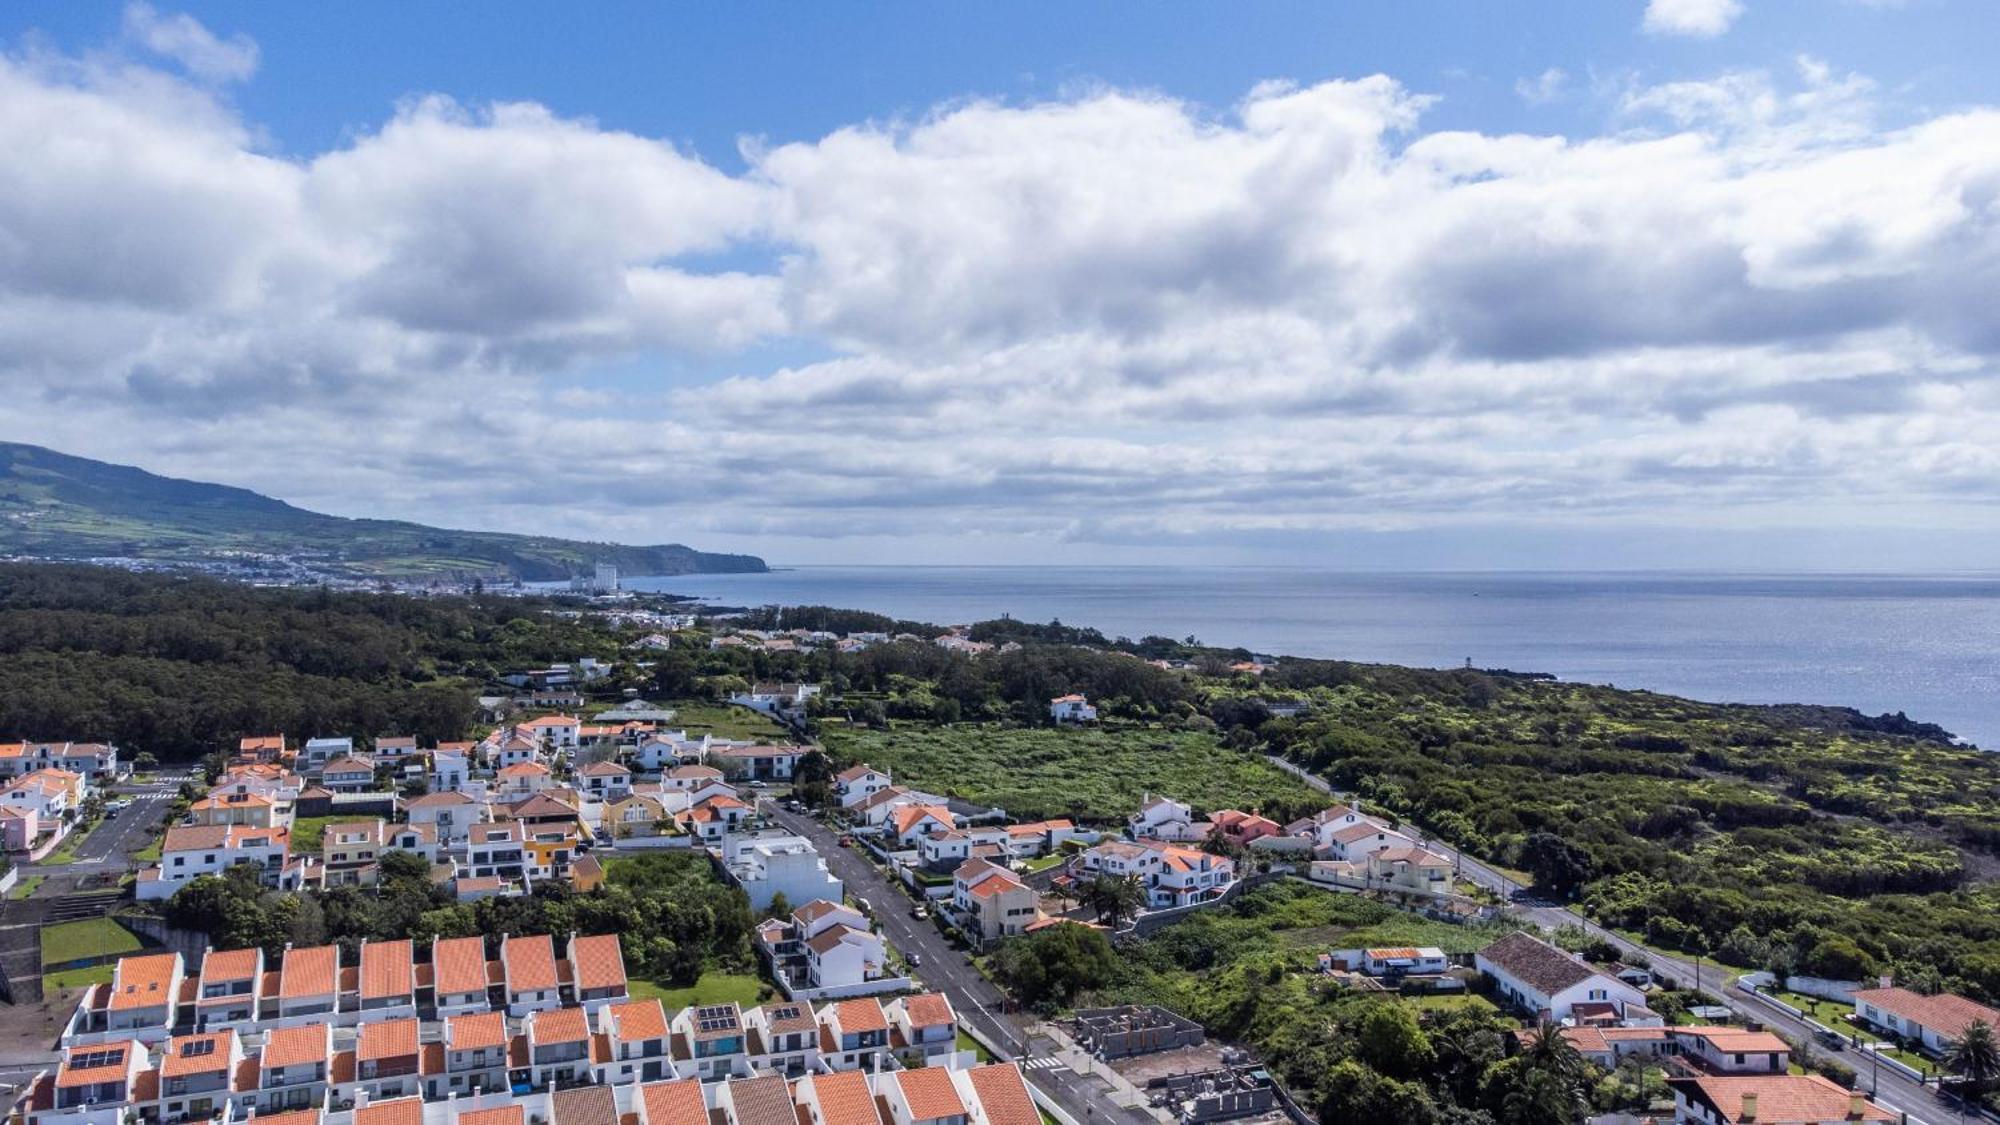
[1879,974,1893,989]
[1847,1091,1866,1120]
[1738,1091,1757,1122]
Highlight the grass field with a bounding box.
[132,837,162,863]
[1772,989,1854,1025]
[9,875,44,900]
[287,816,343,852]
[628,971,768,1009]
[1400,993,1500,1014]
[43,964,116,991]
[41,918,143,967]
[822,725,1319,822]
[661,702,791,742]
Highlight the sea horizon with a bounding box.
[617,565,2000,749]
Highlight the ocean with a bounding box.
[622,567,2000,749]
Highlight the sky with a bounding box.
[3,0,1999,569]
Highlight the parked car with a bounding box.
[910,904,929,919]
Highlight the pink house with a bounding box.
[0,802,38,851]
[1210,809,1281,846]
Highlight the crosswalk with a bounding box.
[1021,1057,1068,1071]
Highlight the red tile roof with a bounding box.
[607,999,669,1043]
[963,1065,1038,1125]
[831,998,888,1034]
[571,933,627,992]
[260,1024,330,1071]
[459,1107,525,1125]
[432,935,489,995]
[357,1018,420,1062]
[1668,1075,1894,1122]
[895,1067,966,1122]
[900,993,955,1028]
[1852,987,2000,1042]
[109,952,180,1011]
[360,939,415,1000]
[160,1031,233,1078]
[531,1005,590,1046]
[57,1041,142,1088]
[640,1079,710,1125]
[353,1097,425,1125]
[446,1011,508,1052]
[279,945,339,999]
[808,1070,883,1125]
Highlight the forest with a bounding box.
[0,564,610,758]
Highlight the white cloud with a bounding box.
[1643,0,1746,38]
[1516,68,1568,106]
[4,13,2000,565]
[121,2,258,83]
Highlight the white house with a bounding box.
[1320,821,1417,863]
[724,833,844,912]
[1326,947,1451,977]
[1128,794,1194,840]
[1049,694,1098,723]
[138,823,296,901]
[1474,932,1649,1023]
[834,765,893,808]
[404,791,482,846]
[430,747,472,793]
[1850,986,2000,1056]
[887,804,957,849]
[516,714,583,751]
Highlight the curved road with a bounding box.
[1263,754,1967,1125]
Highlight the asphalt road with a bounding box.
[26,783,175,877]
[761,802,1153,1125]
[1263,754,1964,1125]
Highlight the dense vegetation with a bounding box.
[162,850,753,986]
[0,564,610,757]
[0,441,764,579]
[1000,883,1665,1125]
[1247,662,2000,998]
[820,725,1320,823]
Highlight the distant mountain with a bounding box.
[0,442,766,581]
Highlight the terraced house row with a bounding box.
[31,937,978,1125]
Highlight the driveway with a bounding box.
[1263,754,1959,1125]
[762,803,1153,1124]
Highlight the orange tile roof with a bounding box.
[459,1107,525,1125]
[1669,1075,1893,1122]
[607,999,669,1043]
[808,1070,882,1125]
[57,1041,142,1088]
[640,1079,710,1125]
[200,947,261,987]
[895,1067,966,1122]
[109,952,180,1011]
[447,1011,508,1052]
[831,998,888,1034]
[900,993,955,1028]
[891,804,953,837]
[260,1024,330,1071]
[357,1018,421,1062]
[431,935,489,995]
[1852,987,2000,1041]
[963,1065,1038,1125]
[360,939,415,1000]
[531,1005,590,1045]
[280,945,339,998]
[571,933,627,992]
[353,1097,425,1125]
[161,1031,234,1078]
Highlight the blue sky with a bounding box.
[3,1,1999,568]
[9,2,1994,160]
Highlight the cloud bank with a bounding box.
[3,10,1999,563]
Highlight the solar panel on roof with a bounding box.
[695,1005,739,1031]
[180,1039,217,1057]
[770,1005,800,1020]
[73,1048,125,1070]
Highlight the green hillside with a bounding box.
[0,442,764,580]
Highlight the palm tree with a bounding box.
[1945,1020,1999,1118]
